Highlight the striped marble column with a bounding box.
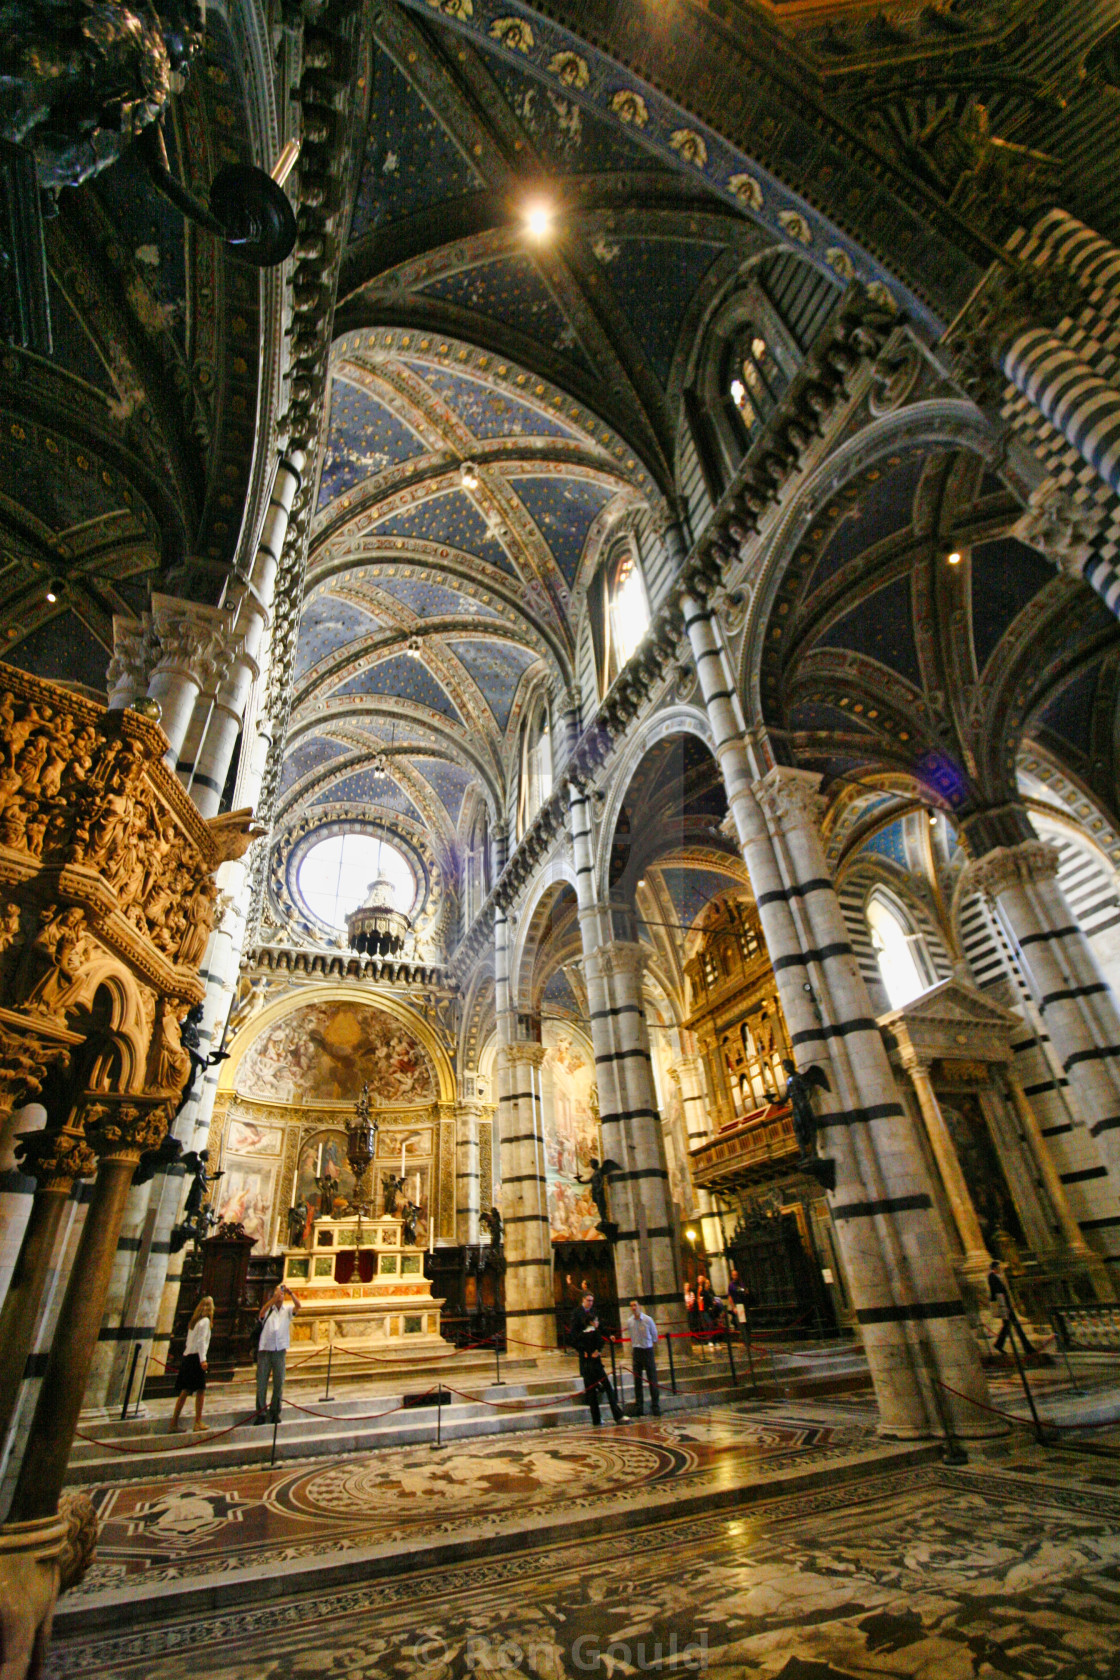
[682,592,993,1438]
[568,785,685,1325]
[455,1100,483,1247]
[969,839,1120,1215]
[1000,329,1120,498]
[1010,210,1120,314]
[494,911,556,1350]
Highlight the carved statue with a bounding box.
[382,1172,406,1214]
[481,1204,503,1247]
[0,0,205,190]
[400,1200,419,1247]
[574,1156,621,1238]
[154,999,191,1095]
[0,902,21,959]
[181,1148,219,1222]
[286,1200,309,1249]
[176,882,216,968]
[24,906,89,1018]
[780,1059,836,1192]
[172,1000,229,1118]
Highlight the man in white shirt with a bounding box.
[627,1298,661,1418]
[255,1283,300,1424]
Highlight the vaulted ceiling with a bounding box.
[763,446,1120,836]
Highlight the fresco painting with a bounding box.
[234,1001,435,1105]
[541,1029,602,1242]
[214,1160,277,1251]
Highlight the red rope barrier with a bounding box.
[934,1376,1120,1435]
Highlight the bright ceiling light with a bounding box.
[522,198,554,241]
[947,550,962,565]
[45,578,63,603]
[460,461,479,490]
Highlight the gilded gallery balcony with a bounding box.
[689,1101,799,1194]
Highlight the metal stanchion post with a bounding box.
[120,1343,141,1423]
[320,1341,333,1403]
[745,1325,757,1393]
[1007,1324,1057,1445]
[666,1332,677,1395]
[133,1347,151,1418]
[725,1320,737,1386]
[1051,1311,1083,1394]
[270,1414,279,1467]
[609,1335,617,1392]
[494,1334,504,1386]
[436,1382,443,1449]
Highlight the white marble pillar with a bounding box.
[899,1051,992,1288]
[683,591,994,1438]
[971,841,1120,1159]
[455,1099,483,1247]
[494,911,556,1350]
[567,784,685,1325]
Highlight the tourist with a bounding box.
[697,1273,719,1352]
[987,1260,1034,1357]
[568,1289,597,1345]
[728,1268,753,1354]
[255,1282,301,1424]
[627,1299,661,1418]
[573,1308,627,1426]
[170,1295,213,1432]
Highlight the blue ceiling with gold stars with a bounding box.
[295,596,386,678]
[371,490,516,574]
[317,381,429,508]
[451,638,539,730]
[511,475,615,586]
[331,653,462,721]
[368,574,502,619]
[349,49,485,245]
[404,361,583,442]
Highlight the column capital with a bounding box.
[587,940,650,984]
[106,615,158,710]
[970,840,1061,901]
[1011,478,1096,573]
[84,1094,174,1165]
[148,595,243,690]
[502,1041,548,1070]
[944,260,1083,404]
[454,1099,484,1124]
[751,765,826,832]
[897,1046,933,1078]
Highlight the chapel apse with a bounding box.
[232,999,436,1107]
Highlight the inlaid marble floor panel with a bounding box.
[65,1407,871,1598]
[50,1446,1120,1680]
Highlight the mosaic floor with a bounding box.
[50,1438,1120,1680]
[65,1408,872,1597]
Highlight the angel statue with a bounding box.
[574,1156,622,1242]
[780,1059,836,1193]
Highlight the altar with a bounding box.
[282,1215,453,1361]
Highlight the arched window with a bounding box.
[683,253,842,515]
[466,804,491,920]
[725,323,785,445]
[867,890,933,1009]
[517,695,552,838]
[604,542,649,686]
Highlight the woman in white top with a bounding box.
[171,1295,214,1432]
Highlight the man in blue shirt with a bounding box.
[627,1298,661,1418]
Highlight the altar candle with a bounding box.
[316,1142,323,1178]
[400,1140,406,1179]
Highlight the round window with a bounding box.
[297,833,415,930]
